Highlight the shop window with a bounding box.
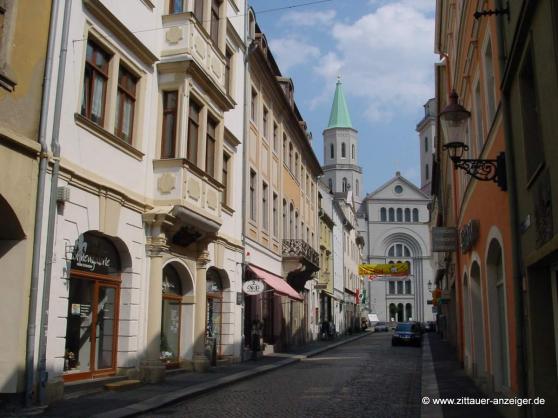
[206,268,224,358]
[161,264,183,368]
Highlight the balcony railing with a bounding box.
[282,239,320,267]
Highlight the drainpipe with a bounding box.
[494,0,527,410]
[25,0,61,408]
[36,0,72,405]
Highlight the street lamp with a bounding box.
[440,90,507,191]
[427,280,432,292]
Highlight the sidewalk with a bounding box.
[421,332,502,418]
[16,332,369,418]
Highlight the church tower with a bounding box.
[322,78,363,209]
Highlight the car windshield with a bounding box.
[376,322,385,326]
[395,323,414,332]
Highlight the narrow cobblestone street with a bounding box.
[140,333,422,418]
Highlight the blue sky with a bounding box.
[249,0,437,192]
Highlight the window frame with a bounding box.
[222,152,230,205]
[161,90,178,158]
[187,98,201,165]
[115,65,138,143]
[205,115,218,178]
[81,39,111,126]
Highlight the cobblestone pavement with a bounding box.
[140,332,422,418]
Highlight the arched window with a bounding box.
[389,282,395,294]
[404,208,410,222]
[389,303,397,321]
[289,203,294,239]
[330,143,334,159]
[351,144,355,159]
[388,208,394,222]
[380,207,387,222]
[424,136,428,152]
[342,177,348,192]
[405,280,411,294]
[328,178,333,191]
[405,303,412,321]
[161,263,183,367]
[206,267,224,356]
[295,211,299,239]
[355,179,359,196]
[341,142,346,158]
[412,208,419,222]
[396,208,402,222]
[397,303,404,322]
[397,281,403,294]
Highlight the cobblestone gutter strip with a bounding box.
[91,333,370,418]
[421,335,443,418]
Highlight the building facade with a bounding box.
[416,98,436,192]
[0,0,52,401]
[362,173,433,324]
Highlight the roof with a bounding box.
[365,171,431,201]
[327,78,353,129]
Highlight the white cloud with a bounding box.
[269,37,321,72]
[310,1,435,124]
[279,9,336,27]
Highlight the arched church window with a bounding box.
[405,208,410,222]
[412,208,419,222]
[330,143,334,159]
[328,178,333,192]
[355,179,359,196]
[342,177,348,192]
[380,208,387,222]
[341,142,346,158]
[351,144,355,159]
[396,208,402,222]
[388,208,394,222]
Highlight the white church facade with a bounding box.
[360,173,434,323]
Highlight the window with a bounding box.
[394,185,403,194]
[341,142,346,158]
[187,100,201,165]
[222,153,230,204]
[397,281,403,294]
[193,0,203,22]
[328,178,333,191]
[205,116,217,177]
[289,203,294,238]
[273,123,278,152]
[389,282,395,294]
[249,170,256,221]
[330,143,334,159]
[426,164,429,180]
[295,211,299,239]
[169,0,184,14]
[262,182,268,230]
[396,208,402,222]
[519,47,545,181]
[283,134,287,162]
[424,136,428,152]
[210,0,220,45]
[262,106,269,138]
[483,39,496,124]
[405,280,411,294]
[412,208,419,222]
[272,193,278,236]
[115,66,137,143]
[225,48,233,95]
[404,208,410,222]
[355,179,359,197]
[289,142,293,170]
[251,88,257,121]
[474,81,484,155]
[161,91,178,158]
[295,153,299,179]
[380,207,387,222]
[352,144,355,159]
[388,208,394,222]
[81,40,110,125]
[342,177,348,192]
[283,199,287,238]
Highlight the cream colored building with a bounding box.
[0,0,52,400]
[33,0,246,402]
[243,14,322,351]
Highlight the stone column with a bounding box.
[140,215,168,383]
[192,243,210,372]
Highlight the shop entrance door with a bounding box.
[64,276,119,381]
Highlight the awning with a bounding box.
[247,265,303,301]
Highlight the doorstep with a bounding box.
[64,375,128,400]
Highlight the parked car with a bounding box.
[424,321,436,332]
[392,322,423,347]
[374,321,389,332]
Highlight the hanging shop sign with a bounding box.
[358,262,409,277]
[432,227,458,252]
[460,220,479,254]
[242,279,265,295]
[70,233,121,275]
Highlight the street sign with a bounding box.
[242,279,265,295]
[432,227,458,252]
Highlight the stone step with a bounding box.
[104,379,142,391]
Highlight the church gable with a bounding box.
[367,173,429,201]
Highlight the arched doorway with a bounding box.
[161,264,183,368]
[206,267,225,360]
[389,303,396,322]
[470,261,486,378]
[405,303,412,321]
[397,303,404,322]
[64,232,122,381]
[486,239,509,389]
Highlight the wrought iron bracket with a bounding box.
[449,152,507,191]
[474,1,509,20]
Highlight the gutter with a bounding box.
[37,0,73,405]
[26,0,61,407]
[494,0,527,411]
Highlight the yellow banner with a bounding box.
[358,262,410,276]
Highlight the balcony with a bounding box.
[153,158,223,244]
[160,13,227,97]
[282,240,320,291]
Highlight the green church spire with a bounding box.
[327,77,353,129]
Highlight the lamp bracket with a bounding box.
[451,152,507,191]
[474,1,509,20]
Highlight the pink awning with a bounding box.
[247,265,303,301]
